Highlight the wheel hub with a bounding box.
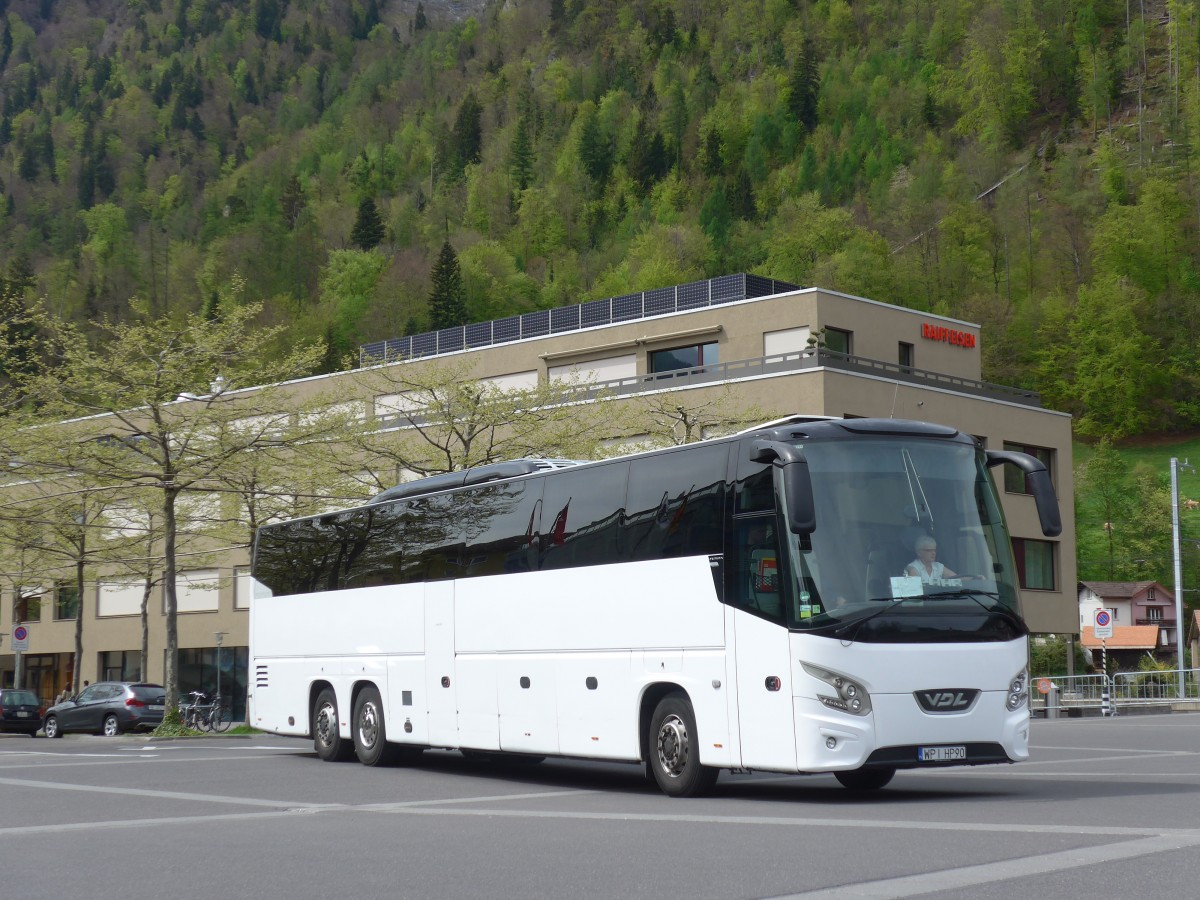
[656,714,688,778]
[358,702,379,749]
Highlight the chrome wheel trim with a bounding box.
[103,716,119,737]
[315,701,337,747]
[357,699,380,750]
[656,713,689,779]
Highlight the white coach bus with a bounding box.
[249,416,1061,796]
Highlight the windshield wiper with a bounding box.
[832,589,1020,640]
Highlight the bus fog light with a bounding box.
[802,662,872,717]
[826,737,837,749]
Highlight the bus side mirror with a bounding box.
[985,450,1062,537]
[750,440,816,535]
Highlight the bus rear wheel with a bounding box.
[834,767,895,791]
[352,686,399,767]
[313,688,353,762]
[647,693,717,798]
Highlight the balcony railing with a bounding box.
[373,347,1042,429]
[1135,617,1174,626]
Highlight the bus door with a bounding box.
[424,581,459,746]
[729,514,797,771]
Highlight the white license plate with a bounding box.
[919,745,966,762]
[16,711,30,717]
[149,705,163,711]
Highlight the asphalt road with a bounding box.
[1,714,1197,899]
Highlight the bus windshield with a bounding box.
[782,437,1024,639]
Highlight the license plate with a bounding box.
[16,711,30,717]
[149,705,163,711]
[918,745,966,762]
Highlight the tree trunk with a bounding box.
[140,579,152,683]
[73,552,85,693]
[163,486,180,711]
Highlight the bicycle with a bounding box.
[179,691,231,733]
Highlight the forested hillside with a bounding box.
[3,0,1200,438]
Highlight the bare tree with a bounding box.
[352,358,619,480]
[632,385,778,448]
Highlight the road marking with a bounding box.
[768,833,1200,898]
[0,775,341,810]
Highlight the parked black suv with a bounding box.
[0,688,43,736]
[42,682,166,737]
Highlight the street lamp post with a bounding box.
[1170,458,1193,699]
[214,631,226,704]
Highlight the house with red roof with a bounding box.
[1078,581,1178,670]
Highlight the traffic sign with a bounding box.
[1094,609,1113,640]
[11,624,28,652]
[1037,677,1053,695]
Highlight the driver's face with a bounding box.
[918,545,937,558]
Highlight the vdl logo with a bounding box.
[915,689,980,714]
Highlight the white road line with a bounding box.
[770,833,1200,899]
[0,775,339,809]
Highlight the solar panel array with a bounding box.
[359,273,798,365]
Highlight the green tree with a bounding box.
[788,39,820,133]
[451,91,483,175]
[429,241,467,329]
[509,115,534,193]
[7,294,326,714]
[350,197,385,250]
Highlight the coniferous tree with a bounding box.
[281,174,306,230]
[788,39,820,133]
[510,115,534,192]
[350,197,385,250]
[451,92,483,175]
[429,241,467,330]
[414,2,428,31]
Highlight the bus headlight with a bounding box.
[1006,668,1028,711]
[802,662,872,717]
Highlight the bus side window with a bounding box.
[729,516,784,623]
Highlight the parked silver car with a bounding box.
[42,682,166,737]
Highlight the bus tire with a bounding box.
[647,693,717,798]
[834,767,895,791]
[352,685,398,767]
[313,688,353,762]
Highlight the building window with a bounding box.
[1012,538,1055,590]
[1002,442,1054,494]
[649,342,719,374]
[15,589,41,623]
[99,650,141,682]
[1146,607,1163,622]
[823,328,852,355]
[1147,586,1155,600]
[1106,606,1118,622]
[898,342,914,372]
[55,582,80,620]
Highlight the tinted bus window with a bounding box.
[461,480,543,576]
[400,492,464,582]
[254,502,407,596]
[625,444,728,561]
[539,462,629,570]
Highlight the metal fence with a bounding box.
[1030,669,1200,716]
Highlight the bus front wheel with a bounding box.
[352,686,399,766]
[647,693,718,798]
[834,767,895,791]
[313,688,353,762]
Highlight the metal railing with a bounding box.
[371,346,1044,431]
[1030,668,1200,716]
